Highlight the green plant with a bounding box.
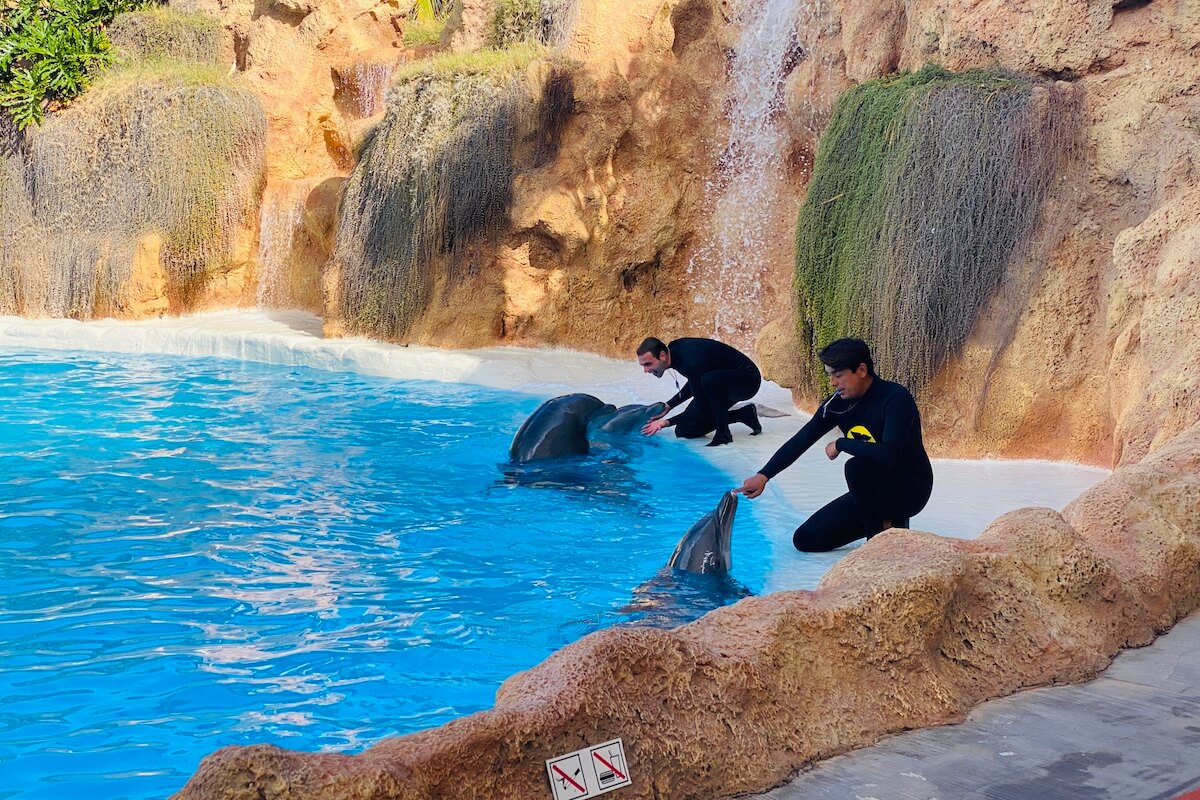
[413,0,449,18]
[391,42,544,83]
[793,65,1079,395]
[0,0,158,128]
[492,0,567,47]
[106,7,222,64]
[403,15,444,48]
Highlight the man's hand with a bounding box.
[641,418,669,436]
[733,473,768,499]
[647,403,670,423]
[825,440,840,460]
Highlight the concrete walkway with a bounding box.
[751,611,1200,800]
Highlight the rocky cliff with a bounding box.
[159,0,1200,469]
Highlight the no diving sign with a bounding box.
[546,738,632,800]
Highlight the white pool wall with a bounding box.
[0,311,1109,593]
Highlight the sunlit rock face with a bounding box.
[362,0,742,351]
[757,0,1200,468]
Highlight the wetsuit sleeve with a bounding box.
[665,382,692,409]
[836,393,917,467]
[759,412,837,478]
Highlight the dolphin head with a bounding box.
[666,492,737,574]
[589,402,667,435]
[509,394,608,463]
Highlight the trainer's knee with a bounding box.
[793,521,837,553]
[844,455,863,479]
[673,422,707,439]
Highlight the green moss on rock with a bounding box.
[793,65,1079,395]
[334,48,573,340]
[107,8,225,65]
[0,64,265,316]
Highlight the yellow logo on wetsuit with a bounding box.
[847,425,876,443]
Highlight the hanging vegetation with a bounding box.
[0,62,265,316]
[106,8,224,65]
[333,46,574,340]
[0,119,32,312]
[793,65,1080,395]
[491,0,575,47]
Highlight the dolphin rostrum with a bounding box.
[588,402,667,436]
[509,394,613,463]
[666,492,737,574]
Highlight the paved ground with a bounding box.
[750,611,1200,800]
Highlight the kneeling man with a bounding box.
[735,338,933,551]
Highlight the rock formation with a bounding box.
[5,0,1200,796]
[759,0,1200,467]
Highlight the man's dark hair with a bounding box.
[818,338,875,376]
[636,337,668,357]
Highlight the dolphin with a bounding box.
[618,568,752,628]
[666,491,737,574]
[613,492,744,627]
[509,393,613,463]
[588,402,667,436]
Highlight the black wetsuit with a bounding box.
[663,338,762,440]
[759,378,933,551]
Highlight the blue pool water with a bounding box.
[0,349,770,799]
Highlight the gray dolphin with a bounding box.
[509,393,613,463]
[619,568,751,628]
[589,402,667,435]
[666,492,737,574]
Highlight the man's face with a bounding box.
[824,363,871,399]
[638,350,670,377]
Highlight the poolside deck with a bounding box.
[749,610,1200,800]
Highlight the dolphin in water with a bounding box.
[618,569,752,628]
[509,393,613,463]
[510,395,666,464]
[588,402,667,436]
[613,492,745,627]
[667,491,737,574]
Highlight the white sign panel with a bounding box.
[546,738,632,800]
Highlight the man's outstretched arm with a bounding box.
[736,413,835,497]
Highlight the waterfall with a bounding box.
[256,179,313,309]
[690,0,813,340]
[344,62,394,118]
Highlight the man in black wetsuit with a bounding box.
[636,336,763,447]
[734,338,933,551]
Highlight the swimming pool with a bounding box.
[0,348,771,799]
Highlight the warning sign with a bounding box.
[546,738,632,800]
[547,753,589,800]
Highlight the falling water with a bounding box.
[338,62,395,118]
[691,0,813,339]
[256,180,312,308]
